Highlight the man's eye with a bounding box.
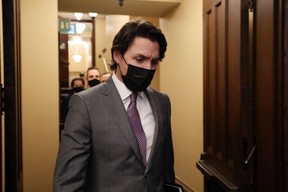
[136,58,144,63]
[152,60,159,65]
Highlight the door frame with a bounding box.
[254,0,285,191]
[284,1,288,190]
[2,0,23,191]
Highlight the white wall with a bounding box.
[21,0,59,191]
[160,0,204,191]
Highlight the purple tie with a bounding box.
[127,92,147,164]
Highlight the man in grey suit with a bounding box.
[54,19,175,192]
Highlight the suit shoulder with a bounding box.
[147,87,169,98]
[78,83,109,98]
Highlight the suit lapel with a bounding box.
[144,88,162,171]
[101,79,144,165]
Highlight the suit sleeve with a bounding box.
[54,94,91,192]
[162,95,176,183]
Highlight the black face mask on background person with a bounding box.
[88,79,100,87]
[73,87,84,93]
[121,59,156,92]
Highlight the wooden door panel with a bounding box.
[204,0,237,177]
[203,0,239,179]
[198,0,253,191]
[199,0,286,191]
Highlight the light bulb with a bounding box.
[72,54,83,63]
[75,23,86,34]
[74,12,83,20]
[88,12,98,18]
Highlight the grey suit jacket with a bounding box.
[54,77,175,192]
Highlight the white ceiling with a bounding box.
[58,0,182,18]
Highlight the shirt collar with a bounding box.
[112,72,145,101]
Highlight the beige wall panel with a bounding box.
[21,0,59,191]
[95,16,107,74]
[160,0,204,191]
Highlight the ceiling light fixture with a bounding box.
[72,54,83,63]
[75,23,86,34]
[74,12,83,20]
[88,12,98,18]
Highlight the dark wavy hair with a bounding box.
[110,19,167,70]
[71,77,85,87]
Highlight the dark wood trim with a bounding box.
[196,161,239,192]
[2,0,23,191]
[0,3,3,190]
[282,0,288,191]
[254,0,285,191]
[91,17,96,67]
[276,0,285,191]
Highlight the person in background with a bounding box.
[60,77,85,132]
[71,77,85,93]
[100,71,112,83]
[86,66,100,88]
[54,19,175,192]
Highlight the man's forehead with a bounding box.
[74,80,83,84]
[129,37,160,59]
[88,69,99,75]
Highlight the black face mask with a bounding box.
[121,60,155,92]
[73,87,84,93]
[88,79,100,87]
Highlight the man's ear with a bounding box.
[113,51,122,64]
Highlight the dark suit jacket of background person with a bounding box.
[54,77,175,192]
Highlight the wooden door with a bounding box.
[197,0,286,191]
[197,0,255,191]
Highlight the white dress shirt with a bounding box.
[112,73,155,162]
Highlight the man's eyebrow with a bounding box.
[135,54,160,60]
[152,57,160,60]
